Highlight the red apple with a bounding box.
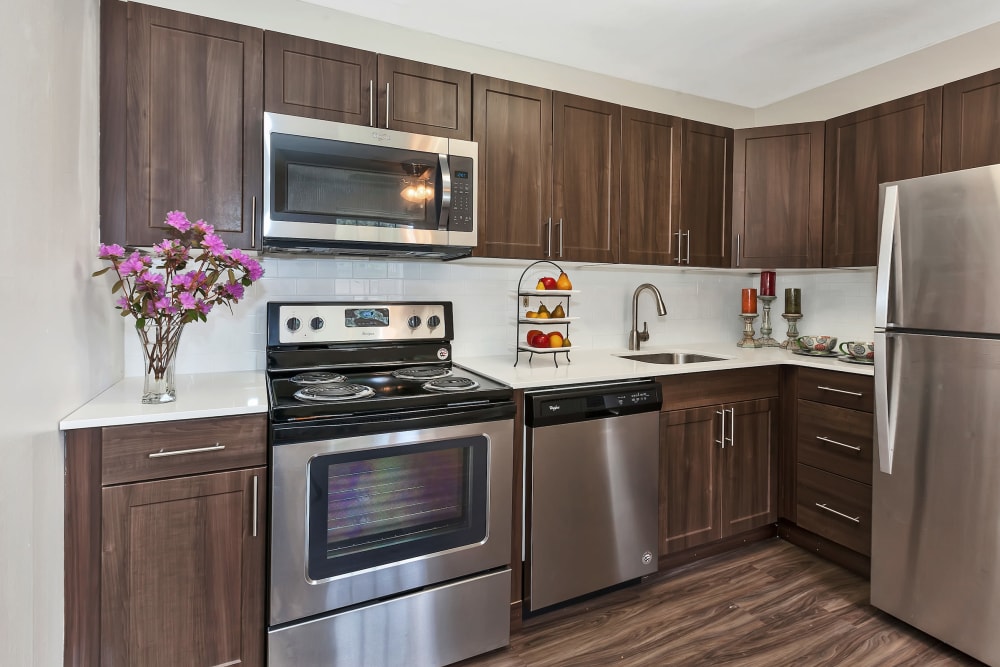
[525,329,543,345]
[530,332,550,348]
[540,276,557,290]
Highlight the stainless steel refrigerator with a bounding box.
[873,164,1000,666]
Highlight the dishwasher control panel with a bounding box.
[525,381,662,427]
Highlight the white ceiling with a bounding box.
[299,0,1000,108]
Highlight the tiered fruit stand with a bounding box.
[515,261,578,367]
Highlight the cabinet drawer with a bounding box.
[797,368,874,412]
[101,415,267,485]
[796,464,871,556]
[797,400,873,484]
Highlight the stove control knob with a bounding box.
[287,317,301,332]
[427,315,441,329]
[407,315,422,330]
[310,317,325,331]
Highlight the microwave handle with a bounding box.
[437,153,452,231]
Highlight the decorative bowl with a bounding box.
[797,335,838,352]
[839,340,875,359]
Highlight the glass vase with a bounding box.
[139,323,185,404]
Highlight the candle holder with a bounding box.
[779,313,803,349]
[737,313,762,348]
[757,295,780,347]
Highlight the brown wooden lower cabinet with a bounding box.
[657,370,779,558]
[65,415,267,667]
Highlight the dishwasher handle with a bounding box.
[525,381,662,427]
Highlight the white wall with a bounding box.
[124,257,876,374]
[0,0,109,665]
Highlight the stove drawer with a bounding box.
[101,415,267,485]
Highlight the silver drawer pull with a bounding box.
[815,502,861,524]
[816,436,862,452]
[817,385,864,397]
[148,443,225,459]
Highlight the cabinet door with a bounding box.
[620,107,682,265]
[823,89,942,267]
[264,31,375,125]
[722,398,777,536]
[472,76,552,259]
[733,123,825,268]
[659,406,722,554]
[377,55,471,139]
[102,467,265,666]
[552,92,621,263]
[680,119,733,267]
[124,3,262,249]
[942,68,1000,172]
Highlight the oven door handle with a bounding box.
[437,153,452,231]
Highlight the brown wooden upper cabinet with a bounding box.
[473,77,620,263]
[680,120,733,267]
[823,89,942,267]
[942,68,1000,172]
[264,31,472,140]
[620,108,683,265]
[101,1,263,249]
[732,122,825,268]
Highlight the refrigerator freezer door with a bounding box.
[882,163,1000,334]
[872,332,1000,665]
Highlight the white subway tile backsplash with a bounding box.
[122,258,877,376]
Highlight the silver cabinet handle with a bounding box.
[557,218,564,258]
[726,407,734,446]
[369,79,374,127]
[816,436,862,452]
[736,233,741,267]
[815,502,861,524]
[817,385,864,397]
[251,195,257,248]
[545,218,552,257]
[674,230,682,264]
[715,409,725,448]
[685,229,691,265]
[252,475,259,538]
[385,82,390,129]
[148,443,225,459]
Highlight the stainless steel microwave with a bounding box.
[263,112,477,260]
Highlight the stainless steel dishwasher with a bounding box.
[524,379,662,612]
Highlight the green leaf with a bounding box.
[135,318,145,329]
[111,279,123,293]
[92,266,112,277]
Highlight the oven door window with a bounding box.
[270,132,443,231]
[306,436,488,580]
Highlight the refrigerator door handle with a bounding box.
[875,330,895,474]
[875,184,898,329]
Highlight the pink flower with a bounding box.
[165,210,192,232]
[220,281,245,300]
[118,252,147,276]
[245,258,264,281]
[201,233,226,256]
[172,270,204,290]
[197,300,213,315]
[178,291,197,310]
[99,243,125,259]
[116,296,131,310]
[192,219,215,235]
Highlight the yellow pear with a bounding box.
[561,337,572,348]
[551,302,566,319]
[535,279,546,290]
[537,302,550,316]
[556,271,573,290]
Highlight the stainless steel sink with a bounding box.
[618,352,726,364]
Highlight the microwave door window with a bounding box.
[271,133,440,231]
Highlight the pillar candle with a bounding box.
[785,288,801,314]
[741,288,758,314]
[760,271,776,296]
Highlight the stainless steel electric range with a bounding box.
[265,301,515,667]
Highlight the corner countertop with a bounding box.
[458,342,874,390]
[59,370,268,430]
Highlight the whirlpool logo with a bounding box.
[371,131,391,142]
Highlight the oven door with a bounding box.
[269,418,513,626]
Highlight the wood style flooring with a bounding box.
[459,539,984,666]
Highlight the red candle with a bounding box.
[760,271,776,296]
[741,288,758,313]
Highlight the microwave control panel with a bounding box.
[449,155,474,232]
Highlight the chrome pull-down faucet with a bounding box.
[628,283,667,350]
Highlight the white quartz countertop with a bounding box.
[458,342,874,390]
[59,370,267,430]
